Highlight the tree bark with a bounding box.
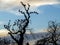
[18,34,24,45]
[53,41,57,45]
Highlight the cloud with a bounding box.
[0,0,60,9]
[0,29,9,37]
[0,0,20,10]
[25,0,60,6]
[34,29,48,33]
[0,0,60,15]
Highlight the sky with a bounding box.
[0,0,60,32]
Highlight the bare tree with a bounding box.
[47,21,60,45]
[4,2,38,45]
[35,36,50,45]
[35,21,60,45]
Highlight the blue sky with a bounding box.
[29,4,60,30]
[0,0,60,32]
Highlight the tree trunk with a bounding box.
[18,42,22,45]
[53,41,57,45]
[18,34,24,45]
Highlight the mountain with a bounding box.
[0,29,48,45]
[0,29,47,41]
[0,29,47,37]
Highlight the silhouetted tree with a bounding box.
[47,21,60,45]
[26,42,29,45]
[35,21,60,45]
[4,2,38,45]
[35,36,50,45]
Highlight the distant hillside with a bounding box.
[0,29,47,37]
[0,29,48,45]
[0,30,47,41]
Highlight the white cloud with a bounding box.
[34,29,48,33]
[0,0,59,9]
[0,0,19,9]
[26,0,60,6]
[0,29,9,37]
[0,0,60,16]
